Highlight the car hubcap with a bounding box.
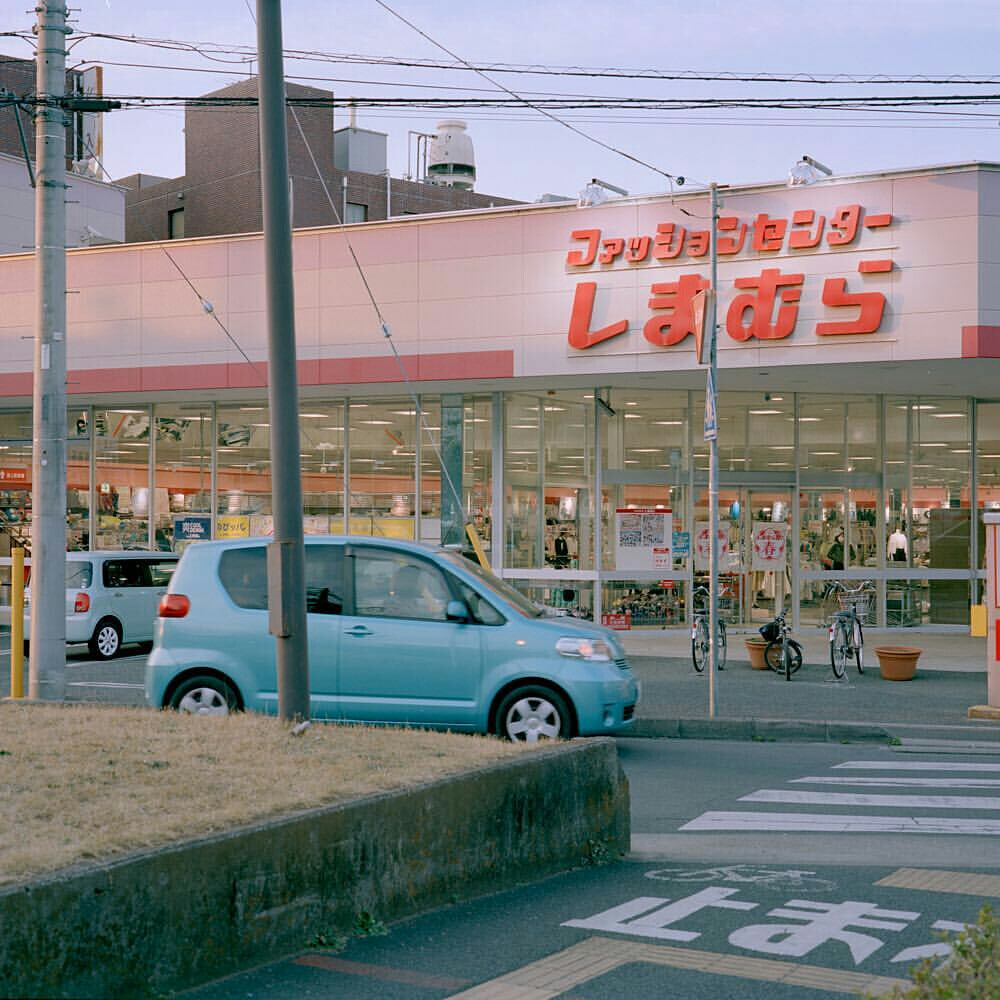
[178,688,230,716]
[506,697,561,742]
[98,627,118,657]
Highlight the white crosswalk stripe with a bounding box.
[680,756,1000,836]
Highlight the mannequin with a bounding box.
[888,523,908,562]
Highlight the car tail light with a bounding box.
[159,594,190,618]
[74,592,90,613]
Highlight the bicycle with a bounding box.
[691,585,727,673]
[760,606,802,681]
[828,581,874,678]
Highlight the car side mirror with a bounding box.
[446,599,471,623]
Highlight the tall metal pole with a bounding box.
[256,0,309,721]
[707,183,720,718]
[30,2,69,701]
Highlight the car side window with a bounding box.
[305,545,344,616]
[454,579,505,626]
[218,547,268,610]
[353,551,450,622]
[103,560,148,588]
[148,560,178,587]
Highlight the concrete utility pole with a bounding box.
[706,183,720,719]
[256,0,310,721]
[30,2,69,701]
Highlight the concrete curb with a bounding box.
[629,717,892,743]
[0,739,628,999]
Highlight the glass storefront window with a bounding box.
[418,398,442,543]
[155,406,212,552]
[505,391,594,569]
[217,402,272,536]
[463,397,493,549]
[94,406,150,550]
[299,402,345,535]
[978,401,1000,568]
[348,398,416,539]
[67,407,90,550]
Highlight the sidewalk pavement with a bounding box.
[618,627,999,744]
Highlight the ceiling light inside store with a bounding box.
[770,445,794,450]
[359,420,393,425]
[511,424,537,430]
[921,442,948,448]
[624,413,642,419]
[390,410,416,416]
[933,413,966,418]
[653,420,683,426]
[109,409,145,414]
[768,462,792,467]
[797,417,821,422]
[299,413,327,419]
[750,409,782,415]
[239,406,265,412]
[951,449,970,454]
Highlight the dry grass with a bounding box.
[0,703,533,887]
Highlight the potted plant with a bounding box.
[874,645,922,681]
[745,636,770,670]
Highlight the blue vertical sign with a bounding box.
[704,368,718,441]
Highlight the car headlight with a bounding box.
[556,636,612,661]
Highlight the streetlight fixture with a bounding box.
[577,177,629,207]
[789,155,834,186]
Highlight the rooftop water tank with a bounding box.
[427,120,476,190]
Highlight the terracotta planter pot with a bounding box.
[745,637,770,670]
[874,646,921,681]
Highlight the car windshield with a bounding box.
[66,562,93,590]
[439,552,542,618]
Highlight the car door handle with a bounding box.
[344,625,374,638]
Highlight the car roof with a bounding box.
[185,535,451,557]
[66,550,179,560]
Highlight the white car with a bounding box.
[25,551,179,659]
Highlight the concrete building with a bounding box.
[116,78,520,243]
[0,54,124,255]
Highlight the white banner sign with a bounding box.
[694,521,730,572]
[751,521,787,571]
[615,508,672,571]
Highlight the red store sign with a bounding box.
[565,203,894,350]
[0,468,28,483]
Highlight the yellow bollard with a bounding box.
[10,546,24,699]
[972,603,987,638]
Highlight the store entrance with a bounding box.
[696,486,792,628]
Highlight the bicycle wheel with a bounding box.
[854,619,864,674]
[717,619,727,671]
[691,618,708,673]
[830,618,850,679]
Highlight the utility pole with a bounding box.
[30,2,69,701]
[706,182,720,719]
[256,0,310,722]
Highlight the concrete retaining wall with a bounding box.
[0,738,628,998]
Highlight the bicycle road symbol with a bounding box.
[644,864,836,893]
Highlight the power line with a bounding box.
[65,31,1000,86]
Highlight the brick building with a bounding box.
[116,78,520,243]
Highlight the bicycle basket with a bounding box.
[759,620,780,642]
[837,592,872,618]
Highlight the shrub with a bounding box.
[875,905,1000,999]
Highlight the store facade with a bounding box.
[1,161,998,631]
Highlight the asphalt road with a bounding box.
[176,737,1000,999]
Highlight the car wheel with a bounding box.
[89,618,122,660]
[494,685,572,743]
[169,675,240,716]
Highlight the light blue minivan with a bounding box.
[145,536,639,741]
